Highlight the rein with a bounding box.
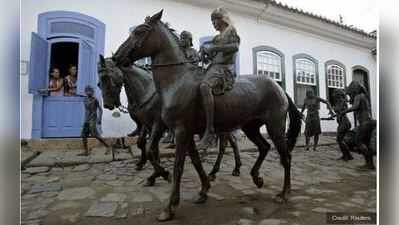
[115,66,158,114]
[150,59,200,68]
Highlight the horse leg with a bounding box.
[228,133,241,176]
[188,137,211,204]
[157,126,188,222]
[266,120,292,202]
[208,134,226,181]
[241,123,270,189]
[144,122,170,186]
[135,127,147,170]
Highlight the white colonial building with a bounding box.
[20,0,377,139]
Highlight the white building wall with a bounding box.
[21,0,376,138]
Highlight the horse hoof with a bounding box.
[162,171,172,183]
[143,179,155,187]
[273,194,287,203]
[157,209,174,222]
[254,177,264,188]
[337,156,345,160]
[135,166,143,171]
[135,163,144,171]
[208,174,216,182]
[358,164,375,171]
[193,194,208,204]
[232,170,240,176]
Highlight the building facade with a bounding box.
[21,0,377,139]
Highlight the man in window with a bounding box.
[197,7,240,151]
[301,89,334,151]
[64,65,78,96]
[339,81,376,169]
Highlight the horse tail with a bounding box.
[285,92,302,152]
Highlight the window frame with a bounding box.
[324,60,347,103]
[293,53,320,107]
[252,46,285,90]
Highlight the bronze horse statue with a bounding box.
[113,10,301,221]
[97,56,243,185]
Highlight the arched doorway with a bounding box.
[352,65,371,126]
[352,66,370,96]
[29,11,105,138]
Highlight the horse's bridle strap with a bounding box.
[150,60,200,68]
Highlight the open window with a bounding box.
[253,46,285,89]
[325,60,346,106]
[293,54,319,107]
[49,42,79,96]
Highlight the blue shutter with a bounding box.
[77,40,95,95]
[29,32,49,94]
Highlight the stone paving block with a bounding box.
[27,209,49,220]
[72,164,91,172]
[115,202,129,219]
[96,174,118,181]
[100,193,127,202]
[30,183,62,193]
[60,212,80,223]
[131,192,154,203]
[85,202,118,217]
[258,218,287,225]
[24,167,50,174]
[57,187,95,200]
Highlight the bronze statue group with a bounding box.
[300,84,376,170]
[77,8,376,221]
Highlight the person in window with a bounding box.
[64,65,78,96]
[39,67,64,96]
[179,30,200,64]
[197,7,240,151]
[339,81,376,169]
[301,89,334,151]
[78,85,112,156]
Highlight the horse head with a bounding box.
[97,54,124,110]
[113,10,164,66]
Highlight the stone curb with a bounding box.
[24,142,337,168]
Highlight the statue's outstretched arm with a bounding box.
[318,97,334,114]
[342,95,361,114]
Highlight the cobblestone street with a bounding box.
[21,136,376,225]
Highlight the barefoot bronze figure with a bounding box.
[300,89,334,151]
[113,10,301,221]
[340,81,376,170]
[331,89,354,161]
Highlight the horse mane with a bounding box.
[159,21,187,54]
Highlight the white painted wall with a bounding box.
[20,0,376,138]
